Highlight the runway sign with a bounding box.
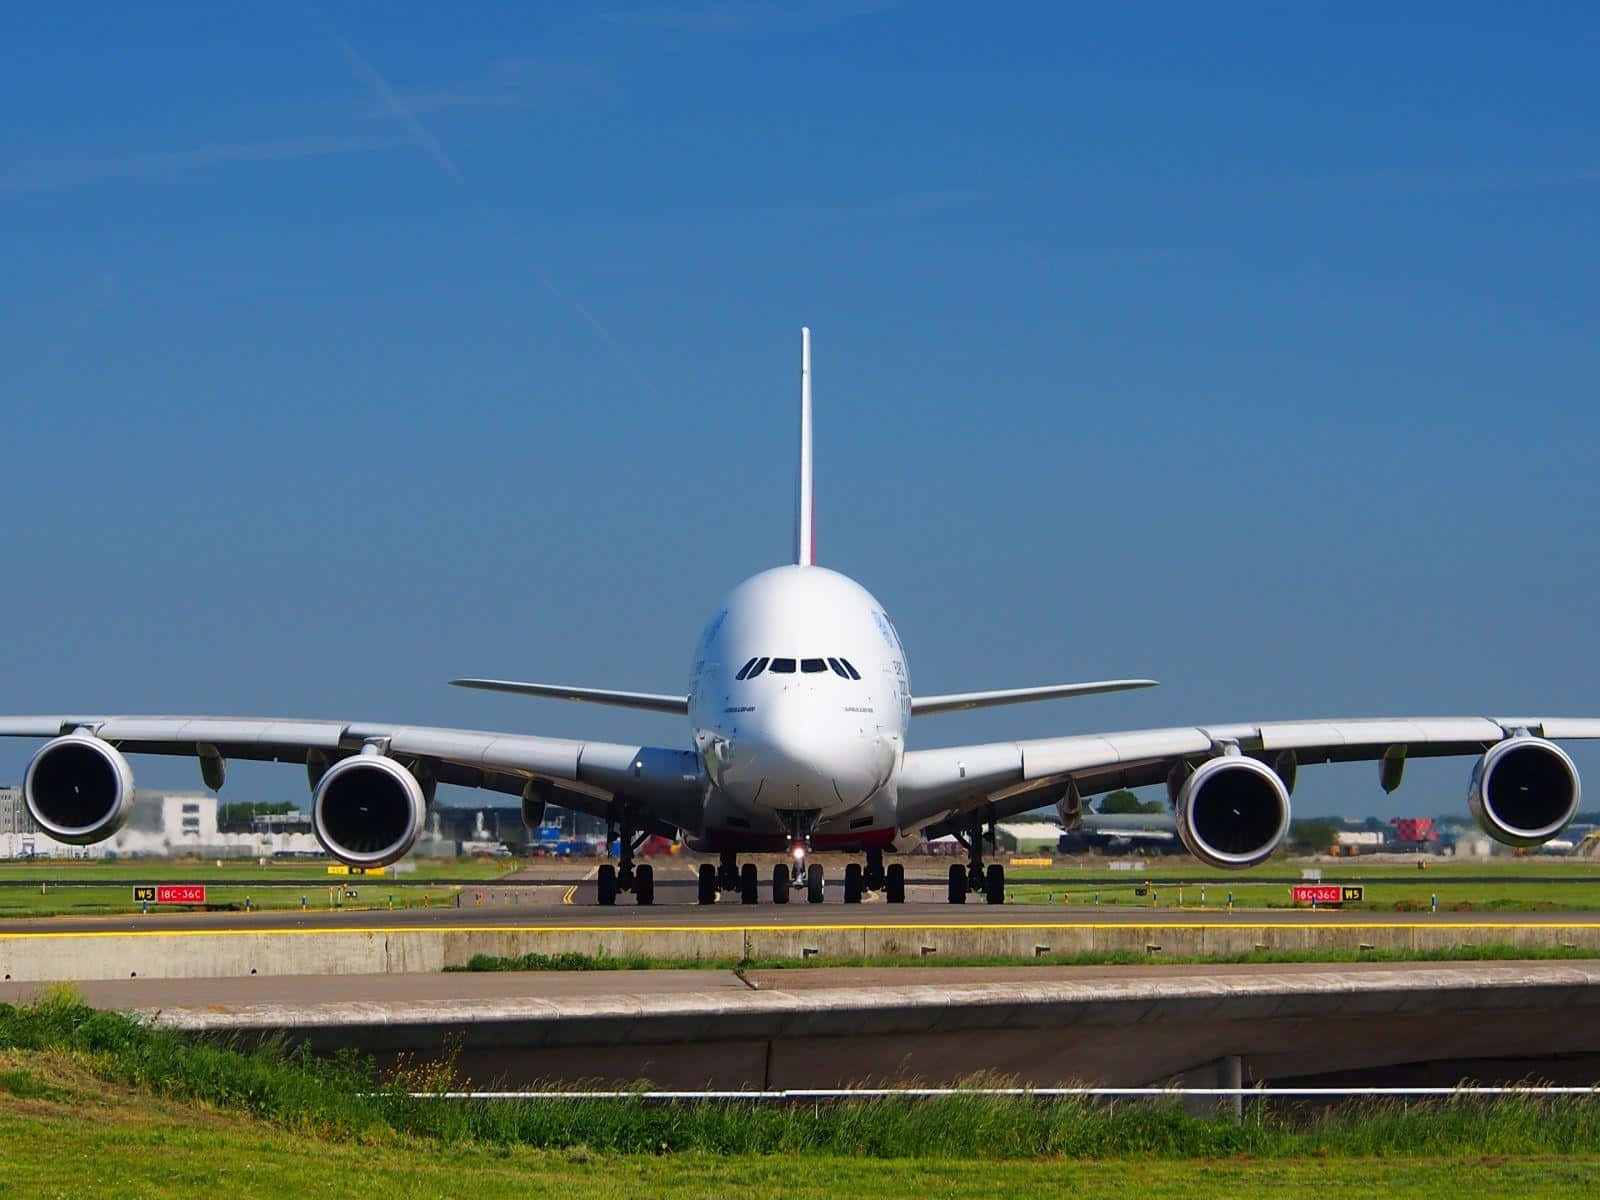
[133,885,207,905]
[1292,884,1345,906]
[1290,884,1364,905]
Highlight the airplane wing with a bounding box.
[449,679,689,714]
[898,716,1600,864]
[910,679,1157,716]
[0,715,703,855]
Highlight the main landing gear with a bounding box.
[948,811,1005,905]
[597,812,654,906]
[697,852,770,905]
[842,847,905,904]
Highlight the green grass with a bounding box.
[3,992,1600,1196]
[4,1110,1596,1200]
[5,991,1600,1162]
[448,942,1600,974]
[1007,858,1600,881]
[1002,857,1600,910]
[0,856,530,917]
[0,856,519,884]
[0,883,466,918]
[1005,880,1600,911]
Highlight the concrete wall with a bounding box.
[4,918,1600,983]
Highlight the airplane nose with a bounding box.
[737,688,887,810]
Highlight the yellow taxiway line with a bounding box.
[561,865,601,905]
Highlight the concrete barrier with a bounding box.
[65,960,1600,1089]
[2,919,1600,982]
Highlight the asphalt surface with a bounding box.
[2,901,1597,935]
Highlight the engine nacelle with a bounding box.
[311,753,426,868]
[1174,755,1291,869]
[1469,736,1580,848]
[24,734,137,845]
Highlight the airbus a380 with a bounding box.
[5,330,1597,905]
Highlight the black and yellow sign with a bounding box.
[1342,886,1365,902]
[132,886,156,903]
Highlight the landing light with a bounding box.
[790,842,808,862]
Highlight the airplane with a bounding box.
[3,329,1597,906]
[1057,811,1181,856]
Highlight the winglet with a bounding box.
[795,326,815,566]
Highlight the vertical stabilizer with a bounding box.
[795,326,815,565]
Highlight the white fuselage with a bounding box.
[687,565,911,850]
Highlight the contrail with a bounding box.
[335,39,463,183]
[333,36,667,405]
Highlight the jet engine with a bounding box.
[311,753,427,868]
[1174,755,1291,869]
[24,734,137,845]
[1468,736,1580,847]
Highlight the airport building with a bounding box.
[0,785,602,859]
[0,787,322,859]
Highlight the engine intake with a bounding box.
[24,734,136,845]
[311,753,426,868]
[1469,737,1580,847]
[1174,755,1291,869]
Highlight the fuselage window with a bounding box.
[827,657,849,678]
[746,657,769,679]
[735,657,759,680]
[839,658,862,680]
[801,658,827,673]
[770,658,797,674]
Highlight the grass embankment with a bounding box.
[448,943,1600,973]
[3,992,1600,1196]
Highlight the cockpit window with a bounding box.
[839,658,862,680]
[735,657,759,680]
[827,657,849,678]
[769,657,797,674]
[801,658,827,673]
[746,657,769,678]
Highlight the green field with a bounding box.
[0,857,519,883]
[3,994,1600,1198]
[0,856,525,917]
[3,1105,1595,1200]
[1003,857,1600,911]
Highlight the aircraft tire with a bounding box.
[740,862,759,904]
[843,863,863,904]
[984,863,1004,905]
[636,863,655,906]
[806,863,825,903]
[947,864,967,904]
[697,862,717,905]
[772,863,790,904]
[598,864,618,906]
[885,862,905,904]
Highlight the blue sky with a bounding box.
[2,2,1597,820]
